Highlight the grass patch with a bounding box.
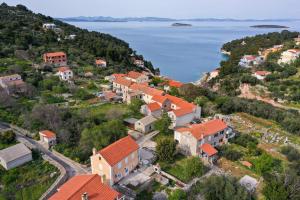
[161,155,206,183]
[0,154,59,200]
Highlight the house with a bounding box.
[102,91,122,102]
[42,23,56,30]
[43,52,67,66]
[65,34,76,40]
[112,77,132,95]
[96,59,107,67]
[140,102,162,118]
[39,130,56,148]
[58,67,73,81]
[135,115,157,134]
[253,71,271,80]
[0,143,32,170]
[239,175,258,193]
[125,71,149,83]
[259,45,283,60]
[174,119,234,163]
[123,118,139,129]
[164,94,201,128]
[49,174,124,200]
[239,55,264,68]
[105,74,125,82]
[133,59,145,68]
[91,136,140,186]
[163,80,183,91]
[278,49,300,65]
[0,74,26,94]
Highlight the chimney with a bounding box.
[92,148,97,155]
[81,192,88,200]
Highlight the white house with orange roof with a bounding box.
[125,71,149,83]
[91,136,139,186]
[278,49,300,65]
[163,79,183,91]
[253,71,271,80]
[239,55,264,68]
[39,130,57,148]
[140,102,162,118]
[49,174,124,200]
[112,77,133,96]
[57,66,73,81]
[95,59,107,67]
[174,119,234,163]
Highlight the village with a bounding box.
[1,11,300,200]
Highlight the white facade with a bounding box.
[43,23,56,30]
[278,49,300,65]
[58,70,73,81]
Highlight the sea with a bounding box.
[67,21,300,82]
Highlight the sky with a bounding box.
[2,0,300,19]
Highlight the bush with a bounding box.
[0,131,16,144]
[168,189,187,200]
[218,145,243,161]
[281,145,300,162]
[230,133,258,148]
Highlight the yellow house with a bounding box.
[91,136,139,186]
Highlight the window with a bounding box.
[118,162,122,169]
[214,133,218,138]
[125,168,129,173]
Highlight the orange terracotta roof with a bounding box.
[171,107,194,117]
[254,71,271,76]
[200,143,218,156]
[40,130,56,139]
[151,95,169,104]
[143,87,164,97]
[240,161,253,168]
[58,66,71,73]
[104,91,117,100]
[147,102,161,112]
[168,80,183,88]
[114,77,132,87]
[127,71,144,79]
[176,119,228,140]
[49,174,120,200]
[95,59,106,65]
[99,136,139,166]
[44,52,66,57]
[112,74,125,78]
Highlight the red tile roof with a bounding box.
[40,130,56,139]
[147,102,161,112]
[254,71,271,76]
[127,71,144,79]
[200,143,218,157]
[99,136,139,166]
[103,91,117,100]
[240,161,253,168]
[176,119,228,140]
[151,95,169,104]
[95,59,106,65]
[49,174,120,200]
[114,77,132,87]
[44,52,66,57]
[58,66,71,73]
[168,80,183,88]
[111,74,125,79]
[171,107,194,117]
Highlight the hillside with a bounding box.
[0,3,156,75]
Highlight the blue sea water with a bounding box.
[68,21,300,82]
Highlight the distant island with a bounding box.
[172,23,192,27]
[250,25,289,29]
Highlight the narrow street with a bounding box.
[13,127,89,178]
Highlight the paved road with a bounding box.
[137,130,159,146]
[14,128,89,178]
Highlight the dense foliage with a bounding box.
[156,137,177,163]
[189,175,252,200]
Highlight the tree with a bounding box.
[168,189,187,200]
[156,137,176,163]
[128,99,144,114]
[0,130,16,144]
[154,112,172,135]
[196,175,252,200]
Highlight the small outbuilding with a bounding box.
[124,118,139,129]
[0,143,32,170]
[39,130,57,148]
[135,115,157,134]
[239,175,258,193]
